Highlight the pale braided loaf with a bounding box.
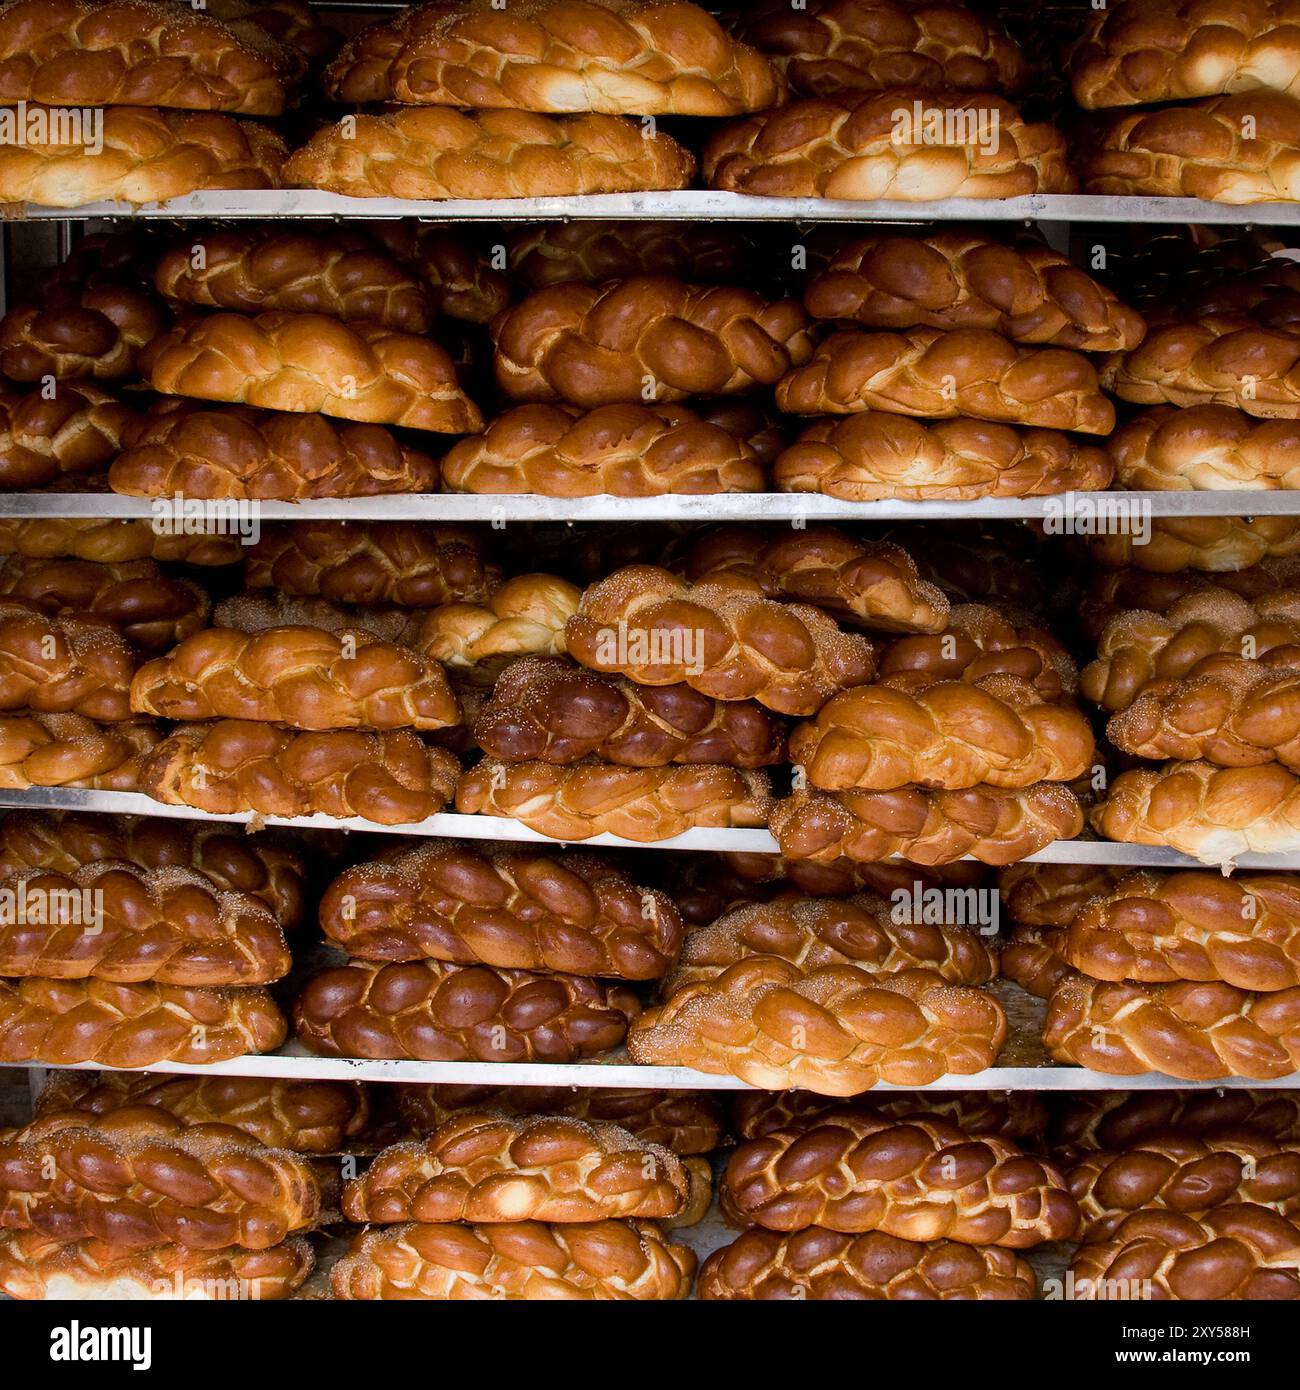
[1044,970,1300,1079]
[412,576,579,682]
[0,517,242,565]
[731,1089,1048,1142]
[0,383,136,489]
[331,1219,695,1301]
[0,601,140,722]
[627,957,1007,1094]
[0,712,158,791]
[776,328,1115,434]
[698,1226,1036,1300]
[724,1110,1077,1246]
[342,1111,693,1224]
[318,838,683,980]
[1109,405,1300,490]
[0,281,167,383]
[1088,516,1300,572]
[0,1107,320,1250]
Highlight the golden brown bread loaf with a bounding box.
[703,90,1072,199]
[1089,516,1300,572]
[474,657,787,767]
[684,526,949,634]
[725,1109,1076,1246]
[0,281,166,383]
[0,712,157,791]
[731,1088,1048,1142]
[248,522,498,607]
[35,1072,367,1154]
[439,402,766,496]
[999,924,1072,999]
[1084,91,1300,202]
[343,1112,693,1224]
[130,625,461,731]
[667,893,999,993]
[0,383,136,489]
[0,861,290,985]
[566,565,875,716]
[789,675,1095,791]
[0,107,286,208]
[627,957,1006,1093]
[285,107,694,200]
[1043,969,1300,1079]
[698,1225,1036,1300]
[294,957,639,1062]
[146,311,481,433]
[770,782,1084,866]
[330,1218,695,1301]
[0,517,243,565]
[0,1228,313,1301]
[736,0,1027,97]
[0,1107,320,1250]
[0,601,139,722]
[0,810,305,927]
[396,1085,723,1155]
[1101,314,1300,417]
[319,839,682,980]
[1072,0,1300,107]
[154,228,432,332]
[493,278,813,406]
[508,220,747,290]
[140,720,459,825]
[998,862,1128,927]
[455,758,772,841]
[1068,1205,1300,1300]
[110,399,441,500]
[1094,759,1300,861]
[777,328,1115,434]
[0,554,207,651]
[0,0,295,113]
[1068,1134,1300,1239]
[363,221,511,325]
[1109,404,1300,490]
[412,576,579,682]
[1080,565,1292,639]
[773,410,1114,501]
[804,231,1145,352]
[323,0,779,113]
[0,976,286,1065]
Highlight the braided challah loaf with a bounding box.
[322,0,779,112]
[0,0,295,113]
[284,107,694,199]
[1068,1134,1300,1239]
[0,383,136,489]
[508,220,747,289]
[771,782,1084,865]
[0,1229,313,1301]
[1088,516,1300,572]
[0,977,286,1065]
[0,281,166,383]
[0,861,290,985]
[1109,405,1300,490]
[205,0,335,65]
[703,90,1072,199]
[214,592,414,646]
[667,893,999,993]
[774,412,1114,501]
[725,1110,1076,1246]
[331,1218,694,1300]
[363,221,511,324]
[440,402,766,496]
[0,602,140,722]
[0,712,157,790]
[248,522,498,607]
[1092,760,1300,861]
[0,107,286,207]
[789,675,1095,790]
[1084,91,1300,202]
[110,400,441,500]
[1000,924,1072,999]
[1069,1206,1300,1299]
[566,565,875,716]
[998,862,1129,927]
[1044,970,1300,1079]
[154,228,432,331]
[474,657,787,767]
[0,517,242,565]
[777,328,1115,433]
[146,311,481,433]
[140,720,459,825]
[732,1088,1048,1142]
[412,576,579,681]
[804,231,1145,351]
[699,1225,1036,1300]
[493,278,813,406]
[294,958,638,1062]
[627,957,1007,1093]
[343,1112,693,1224]
[130,625,461,731]
[319,839,682,979]
[0,1107,320,1250]
[456,758,772,841]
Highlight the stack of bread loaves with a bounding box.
[0,809,304,1067]
[0,1070,369,1299]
